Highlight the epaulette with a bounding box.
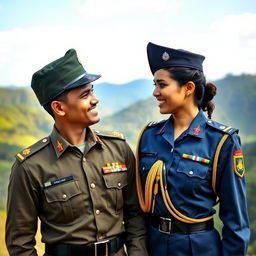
[15,137,50,162]
[94,130,125,140]
[206,119,238,135]
[146,119,167,128]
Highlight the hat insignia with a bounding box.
[162,52,170,61]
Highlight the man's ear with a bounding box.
[185,81,196,96]
[51,101,66,117]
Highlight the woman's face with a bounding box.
[153,69,187,114]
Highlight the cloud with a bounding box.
[1,12,256,86]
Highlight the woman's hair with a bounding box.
[164,67,217,119]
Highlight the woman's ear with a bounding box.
[51,101,66,117]
[185,81,195,96]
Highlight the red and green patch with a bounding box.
[233,149,245,178]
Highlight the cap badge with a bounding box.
[162,52,170,61]
[56,140,63,152]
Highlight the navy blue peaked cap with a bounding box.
[147,42,205,74]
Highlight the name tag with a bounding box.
[44,175,75,188]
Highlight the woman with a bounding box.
[136,42,250,256]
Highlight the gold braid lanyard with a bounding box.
[136,123,230,224]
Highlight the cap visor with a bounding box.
[64,73,101,90]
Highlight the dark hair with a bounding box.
[43,91,68,118]
[164,67,217,119]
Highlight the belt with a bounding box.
[150,214,214,234]
[45,235,124,256]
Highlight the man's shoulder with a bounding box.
[15,137,50,162]
[94,130,126,141]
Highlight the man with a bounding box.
[5,49,148,256]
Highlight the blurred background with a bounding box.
[0,0,256,255]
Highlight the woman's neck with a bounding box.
[172,107,199,140]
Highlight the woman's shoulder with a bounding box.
[205,119,239,135]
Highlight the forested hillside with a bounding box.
[0,74,256,253]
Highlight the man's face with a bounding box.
[62,84,100,128]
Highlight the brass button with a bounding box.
[95,209,100,215]
[90,183,96,189]
[117,182,121,187]
[83,157,86,162]
[62,194,67,199]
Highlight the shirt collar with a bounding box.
[185,110,207,139]
[158,110,207,141]
[50,126,103,158]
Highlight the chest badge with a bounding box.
[56,140,63,152]
[233,149,245,178]
[193,125,201,135]
[102,162,127,174]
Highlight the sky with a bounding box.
[0,0,256,86]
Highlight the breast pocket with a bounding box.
[175,158,211,194]
[43,179,83,224]
[102,172,128,214]
[139,152,158,184]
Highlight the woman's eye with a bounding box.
[159,83,167,88]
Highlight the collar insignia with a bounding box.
[193,125,201,135]
[56,140,63,152]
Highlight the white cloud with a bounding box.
[1,12,256,86]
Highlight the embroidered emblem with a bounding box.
[162,52,170,61]
[56,140,63,152]
[193,125,201,135]
[22,148,31,155]
[233,149,245,178]
[102,162,127,174]
[182,153,210,164]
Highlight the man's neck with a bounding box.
[54,123,87,146]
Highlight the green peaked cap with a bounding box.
[31,49,101,106]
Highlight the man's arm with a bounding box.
[5,161,39,256]
[123,142,148,256]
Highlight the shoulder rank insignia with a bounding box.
[102,162,127,174]
[147,119,166,128]
[233,149,245,178]
[206,120,238,135]
[94,130,125,140]
[16,137,49,162]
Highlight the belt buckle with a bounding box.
[94,240,110,256]
[159,217,172,234]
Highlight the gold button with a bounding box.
[90,183,96,189]
[83,157,86,162]
[117,182,121,187]
[62,194,67,199]
[95,209,100,215]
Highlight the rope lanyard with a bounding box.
[135,123,230,223]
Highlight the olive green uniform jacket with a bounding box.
[6,127,148,256]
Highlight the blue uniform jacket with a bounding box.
[139,110,250,256]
